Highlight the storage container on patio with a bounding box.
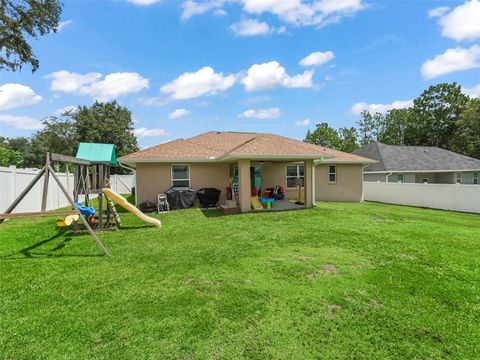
[196,188,221,208]
[165,187,196,210]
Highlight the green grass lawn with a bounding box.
[1,201,479,359]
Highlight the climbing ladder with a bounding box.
[107,197,122,228]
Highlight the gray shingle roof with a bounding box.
[353,142,480,172]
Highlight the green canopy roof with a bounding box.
[76,143,117,165]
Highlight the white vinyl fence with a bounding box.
[0,166,134,213]
[364,181,480,213]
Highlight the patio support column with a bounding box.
[304,159,314,208]
[238,159,251,212]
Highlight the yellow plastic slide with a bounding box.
[251,196,263,210]
[102,188,161,228]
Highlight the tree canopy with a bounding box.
[73,101,139,159]
[0,138,23,167]
[304,83,477,158]
[2,101,139,171]
[0,0,62,72]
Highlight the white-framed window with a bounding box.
[171,164,190,187]
[328,165,336,183]
[286,165,304,189]
[456,172,462,184]
[397,173,404,183]
[474,172,478,185]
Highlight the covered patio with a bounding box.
[229,158,316,213]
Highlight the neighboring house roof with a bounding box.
[119,131,375,165]
[353,142,480,172]
[315,147,375,164]
[76,143,117,164]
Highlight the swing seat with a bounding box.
[56,214,79,227]
[75,202,96,216]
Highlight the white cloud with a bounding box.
[55,105,77,115]
[181,0,225,20]
[350,99,413,115]
[463,84,480,98]
[240,0,365,27]
[58,20,73,31]
[47,71,101,93]
[179,0,365,28]
[241,61,314,91]
[160,66,235,99]
[134,127,167,137]
[0,83,42,110]
[295,118,310,126]
[213,8,227,16]
[239,107,281,119]
[230,19,272,36]
[428,6,449,18]
[436,0,480,41]
[0,115,43,130]
[87,73,149,101]
[47,71,149,101]
[299,51,335,67]
[325,74,334,81]
[127,0,162,5]
[421,45,480,79]
[169,108,191,119]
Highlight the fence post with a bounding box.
[9,165,16,205]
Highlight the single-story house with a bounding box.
[353,142,480,185]
[119,131,375,212]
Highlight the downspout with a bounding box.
[385,172,393,182]
[312,157,322,207]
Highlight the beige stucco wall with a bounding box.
[315,164,364,202]
[135,161,364,207]
[261,162,299,200]
[262,162,363,203]
[135,162,230,205]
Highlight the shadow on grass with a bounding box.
[0,229,105,260]
[200,209,224,218]
[117,225,157,231]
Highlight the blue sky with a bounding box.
[1,0,480,148]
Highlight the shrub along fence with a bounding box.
[363,181,480,214]
[0,166,134,213]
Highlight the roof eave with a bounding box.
[118,157,218,165]
[219,153,336,161]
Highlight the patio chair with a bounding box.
[157,193,170,213]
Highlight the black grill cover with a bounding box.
[165,187,196,210]
[197,188,221,208]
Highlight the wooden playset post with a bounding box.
[98,164,104,230]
